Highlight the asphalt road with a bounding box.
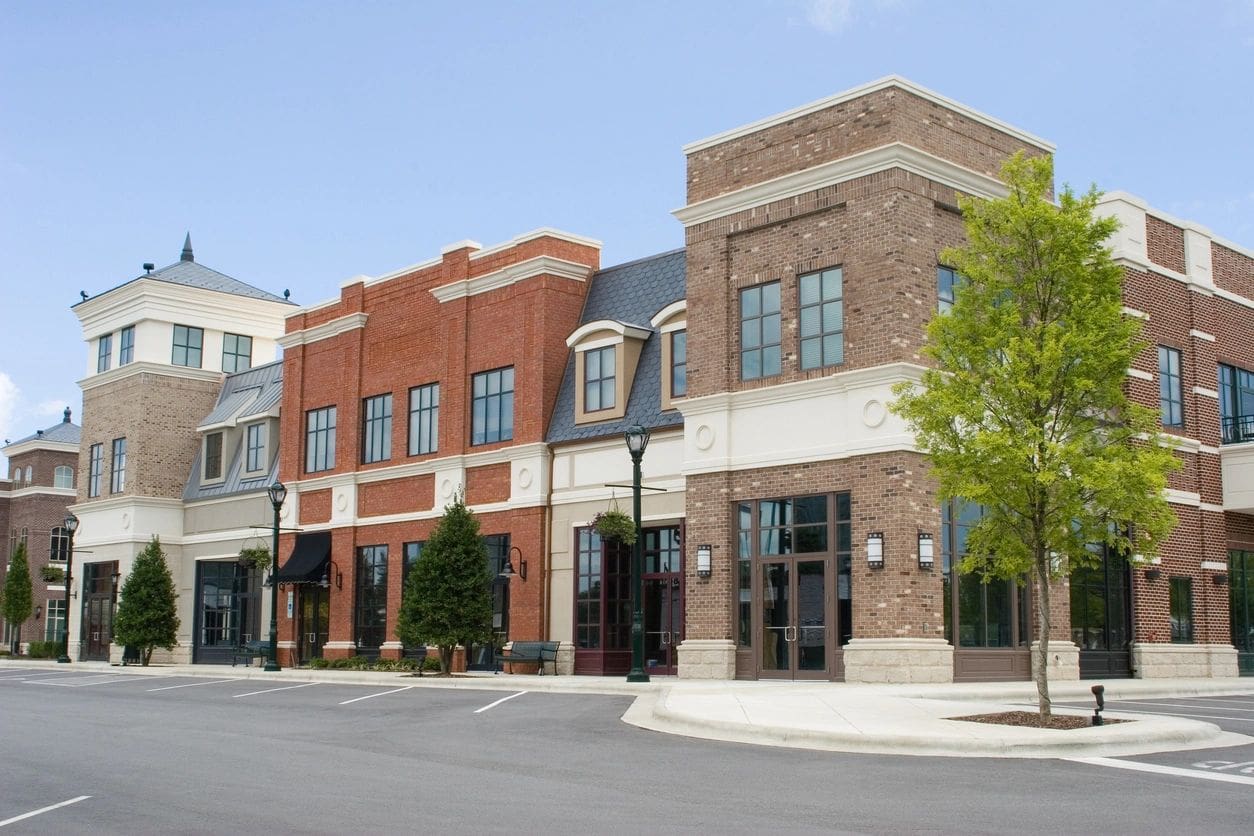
[1,669,1252,834]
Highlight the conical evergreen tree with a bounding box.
[2,541,33,654]
[396,492,493,673]
[113,537,180,665]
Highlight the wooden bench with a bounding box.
[495,640,559,675]
[232,640,267,667]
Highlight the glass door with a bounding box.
[644,577,682,675]
[298,586,328,665]
[758,558,831,680]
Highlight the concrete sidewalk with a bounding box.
[4,659,1251,759]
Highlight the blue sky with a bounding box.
[2,0,1252,474]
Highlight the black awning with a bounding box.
[274,531,331,584]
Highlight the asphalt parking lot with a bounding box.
[2,668,1252,834]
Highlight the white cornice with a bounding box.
[682,76,1054,155]
[79,361,222,392]
[1102,191,1254,261]
[2,439,78,458]
[469,228,602,262]
[74,278,290,340]
[678,362,928,417]
[69,495,185,515]
[566,320,653,349]
[430,256,593,303]
[278,312,369,349]
[650,301,688,330]
[672,143,1007,228]
[288,442,550,492]
[5,485,76,500]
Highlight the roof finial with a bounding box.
[181,232,194,262]
[63,407,72,423]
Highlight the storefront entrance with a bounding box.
[298,585,329,665]
[758,558,831,680]
[1231,550,1254,676]
[1071,545,1132,678]
[81,561,118,661]
[642,526,684,676]
[193,561,260,664]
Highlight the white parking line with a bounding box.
[1070,757,1254,786]
[1093,706,1254,724]
[24,675,170,688]
[232,682,316,698]
[0,795,90,827]
[1118,699,1254,713]
[0,672,72,681]
[474,690,527,713]
[339,686,414,705]
[148,679,239,692]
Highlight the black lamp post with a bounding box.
[57,513,78,663]
[624,424,651,683]
[265,481,287,672]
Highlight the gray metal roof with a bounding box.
[546,249,686,444]
[183,360,283,501]
[5,409,82,449]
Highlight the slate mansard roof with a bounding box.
[547,248,686,444]
[184,360,283,501]
[5,408,82,449]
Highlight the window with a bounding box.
[1170,576,1193,643]
[1218,364,1254,444]
[110,437,126,493]
[44,599,66,644]
[24,466,31,484]
[938,266,959,313]
[54,465,73,489]
[97,333,112,373]
[172,324,204,368]
[408,384,439,456]
[362,394,392,464]
[471,367,514,445]
[671,330,687,399]
[245,423,266,472]
[402,541,425,591]
[355,545,388,654]
[941,500,1028,648]
[222,333,253,373]
[88,443,103,497]
[584,346,615,412]
[119,326,135,365]
[305,407,336,473]
[49,527,69,562]
[799,267,844,370]
[484,535,511,644]
[740,282,781,380]
[1231,550,1254,659]
[1158,346,1183,428]
[204,432,224,481]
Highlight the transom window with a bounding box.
[1158,346,1183,428]
[740,282,781,380]
[53,465,73,489]
[471,367,514,445]
[408,383,439,456]
[88,443,103,497]
[671,330,687,398]
[1170,576,1193,643]
[119,326,135,365]
[110,437,127,493]
[362,394,392,464]
[172,324,204,368]
[584,346,616,412]
[246,423,266,472]
[799,267,844,370]
[306,406,336,473]
[222,333,252,373]
[97,333,112,373]
[204,432,224,481]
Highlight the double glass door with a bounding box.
[299,586,329,665]
[760,558,830,679]
[82,561,118,661]
[644,576,682,675]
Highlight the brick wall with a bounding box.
[357,475,434,518]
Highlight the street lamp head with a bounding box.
[267,481,287,509]
[624,424,651,457]
[64,513,79,533]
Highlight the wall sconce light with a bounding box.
[35,605,42,620]
[866,532,884,569]
[917,532,934,570]
[696,544,712,578]
[500,546,527,581]
[1144,567,1162,581]
[111,569,122,593]
[320,559,343,590]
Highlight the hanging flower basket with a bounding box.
[238,546,272,573]
[41,565,66,583]
[592,508,637,545]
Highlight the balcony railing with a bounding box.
[1222,415,1254,445]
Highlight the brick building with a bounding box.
[0,410,80,653]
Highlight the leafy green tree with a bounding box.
[396,492,493,674]
[113,537,180,665]
[2,542,33,654]
[892,152,1178,721]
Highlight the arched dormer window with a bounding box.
[651,300,688,410]
[565,320,652,424]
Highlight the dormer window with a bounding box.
[245,423,267,473]
[650,301,688,410]
[566,320,652,424]
[204,432,224,482]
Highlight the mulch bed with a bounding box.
[950,711,1127,730]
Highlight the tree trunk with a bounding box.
[1034,553,1052,723]
[142,646,152,666]
[440,645,454,674]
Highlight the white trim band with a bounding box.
[431,255,594,302]
[278,312,369,349]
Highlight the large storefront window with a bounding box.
[572,526,645,675]
[1231,550,1254,675]
[355,545,388,656]
[195,561,260,663]
[941,501,1028,648]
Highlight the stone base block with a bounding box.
[842,638,954,683]
[1132,643,1238,679]
[677,639,736,680]
[321,641,355,661]
[556,642,575,676]
[1030,640,1080,681]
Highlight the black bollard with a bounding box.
[1091,684,1105,726]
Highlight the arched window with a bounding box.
[24,466,32,485]
[50,527,70,562]
[54,465,73,489]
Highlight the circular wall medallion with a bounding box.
[441,478,454,498]
[335,491,348,512]
[862,398,887,428]
[695,424,715,451]
[518,467,533,489]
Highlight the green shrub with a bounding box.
[328,658,350,669]
[308,658,329,669]
[421,655,442,672]
[27,640,62,659]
